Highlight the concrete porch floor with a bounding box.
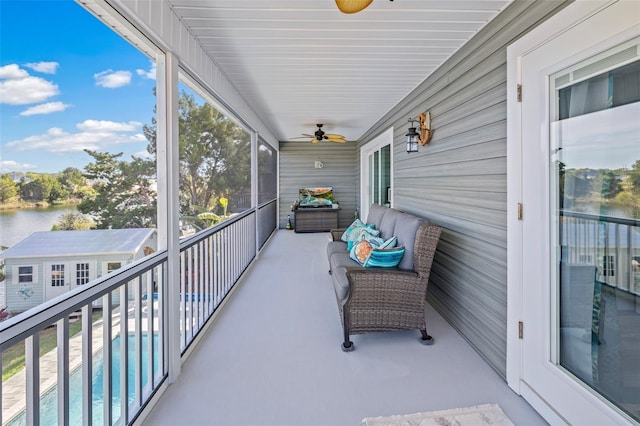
[144,230,545,425]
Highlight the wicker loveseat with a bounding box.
[327,204,442,351]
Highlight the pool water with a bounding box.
[8,334,159,426]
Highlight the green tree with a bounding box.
[0,174,18,203]
[563,168,591,198]
[19,173,63,203]
[58,167,86,198]
[592,169,622,200]
[77,150,156,229]
[52,212,95,230]
[629,160,640,196]
[145,90,250,218]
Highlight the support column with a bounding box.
[156,51,181,383]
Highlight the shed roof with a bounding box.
[0,228,155,259]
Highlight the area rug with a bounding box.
[362,403,514,426]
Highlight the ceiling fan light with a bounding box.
[335,0,373,14]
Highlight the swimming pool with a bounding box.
[8,333,159,426]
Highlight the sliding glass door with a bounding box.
[361,129,393,221]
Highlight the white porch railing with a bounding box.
[561,210,640,295]
[1,201,276,425]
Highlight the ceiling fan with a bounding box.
[335,0,392,14]
[291,124,347,144]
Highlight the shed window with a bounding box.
[18,266,33,283]
[76,263,90,285]
[602,255,615,277]
[107,262,121,274]
[51,264,65,287]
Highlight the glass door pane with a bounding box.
[371,151,379,205]
[551,43,640,421]
[381,145,391,206]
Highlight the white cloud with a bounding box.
[24,61,59,74]
[0,64,28,79]
[19,101,71,116]
[136,62,156,80]
[6,120,144,153]
[76,119,141,132]
[0,64,59,105]
[133,150,153,159]
[94,69,131,88]
[0,160,36,172]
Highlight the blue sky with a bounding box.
[0,0,157,174]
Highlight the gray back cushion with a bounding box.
[393,213,423,270]
[366,204,387,229]
[378,209,399,240]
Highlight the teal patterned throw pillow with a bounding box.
[341,218,379,248]
[349,233,384,265]
[364,246,405,268]
[379,236,397,249]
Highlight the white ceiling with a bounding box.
[168,0,512,143]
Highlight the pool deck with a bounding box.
[2,303,156,423]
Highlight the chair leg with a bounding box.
[419,329,434,345]
[342,339,354,352]
[342,309,354,352]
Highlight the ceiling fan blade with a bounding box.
[324,133,346,139]
[290,134,316,140]
[310,138,320,144]
[327,138,346,143]
[335,0,373,14]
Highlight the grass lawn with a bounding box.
[2,312,102,381]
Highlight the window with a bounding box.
[18,266,33,283]
[51,264,65,286]
[602,255,615,277]
[76,263,90,285]
[258,139,277,204]
[578,255,593,264]
[107,262,122,274]
[177,74,251,235]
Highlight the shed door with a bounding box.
[45,261,96,301]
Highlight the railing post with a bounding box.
[25,334,40,426]
[103,293,112,426]
[82,304,93,425]
[252,131,259,258]
[57,316,70,426]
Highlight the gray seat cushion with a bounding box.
[330,252,359,270]
[332,266,351,302]
[327,240,348,260]
[329,252,365,303]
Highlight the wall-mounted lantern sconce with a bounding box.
[406,111,432,153]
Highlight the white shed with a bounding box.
[0,228,156,313]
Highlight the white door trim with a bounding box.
[507,0,639,423]
[360,127,394,221]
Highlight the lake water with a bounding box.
[0,205,77,249]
